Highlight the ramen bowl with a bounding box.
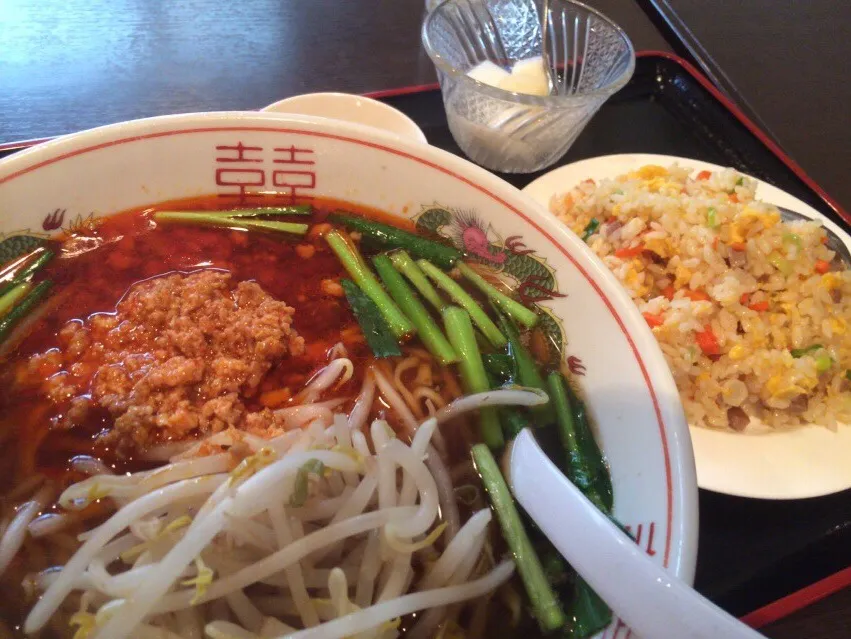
[0,112,696,636]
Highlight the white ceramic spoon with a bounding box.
[506,429,766,639]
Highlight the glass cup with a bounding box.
[422,0,635,173]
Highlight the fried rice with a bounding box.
[550,164,851,431]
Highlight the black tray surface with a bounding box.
[377,54,851,618]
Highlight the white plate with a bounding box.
[261,93,428,145]
[523,153,851,500]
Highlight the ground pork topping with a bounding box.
[42,270,303,451]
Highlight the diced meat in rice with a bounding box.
[549,164,851,432]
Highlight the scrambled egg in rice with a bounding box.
[550,164,851,431]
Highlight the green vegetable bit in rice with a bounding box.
[548,163,851,432]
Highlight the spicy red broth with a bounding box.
[0,197,391,483]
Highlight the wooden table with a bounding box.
[0,0,668,142]
[0,0,846,637]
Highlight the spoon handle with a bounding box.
[507,429,765,639]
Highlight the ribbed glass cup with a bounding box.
[422,0,635,173]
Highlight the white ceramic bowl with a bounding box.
[0,112,697,634]
[261,92,428,145]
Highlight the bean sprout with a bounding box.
[16,373,545,639]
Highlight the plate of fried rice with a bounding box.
[523,154,851,499]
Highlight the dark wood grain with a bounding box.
[640,0,851,210]
[0,0,669,143]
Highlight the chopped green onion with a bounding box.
[564,579,613,638]
[768,252,793,276]
[153,212,308,235]
[471,444,565,631]
[815,353,833,372]
[443,306,502,449]
[565,379,613,513]
[0,282,33,318]
[457,262,538,329]
[482,353,516,386]
[389,250,444,310]
[419,260,506,348]
[328,212,461,269]
[845,370,851,381]
[156,206,312,218]
[326,231,414,340]
[790,344,823,358]
[340,279,401,358]
[547,372,607,511]
[581,218,600,242]
[540,549,569,586]
[706,207,719,229]
[0,249,55,298]
[15,249,54,280]
[373,254,457,365]
[229,205,312,217]
[613,189,624,195]
[223,219,309,234]
[0,280,53,345]
[735,177,744,186]
[497,313,555,425]
[499,409,530,440]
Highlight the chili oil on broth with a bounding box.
[0,201,335,618]
[0,196,478,636]
[2,198,391,450]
